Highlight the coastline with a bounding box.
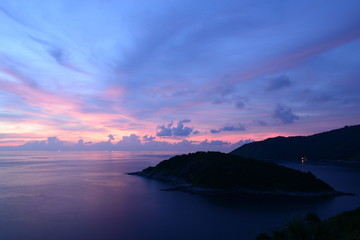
[127,171,353,198]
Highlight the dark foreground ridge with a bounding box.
[231,124,360,162]
[128,151,349,197]
[257,206,360,239]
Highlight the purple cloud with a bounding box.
[108,134,115,141]
[273,104,300,124]
[0,0,359,149]
[211,123,246,134]
[156,120,194,137]
[210,129,221,134]
[118,134,141,145]
[156,125,173,137]
[3,135,253,152]
[143,135,156,141]
[265,75,292,91]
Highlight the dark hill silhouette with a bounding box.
[257,206,360,239]
[129,151,344,196]
[231,125,360,162]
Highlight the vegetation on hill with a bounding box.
[231,125,360,162]
[257,207,360,240]
[129,151,339,195]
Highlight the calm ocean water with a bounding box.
[0,151,359,240]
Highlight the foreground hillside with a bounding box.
[129,152,341,196]
[231,125,360,162]
[257,207,360,239]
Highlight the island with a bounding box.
[128,151,346,197]
[231,124,360,162]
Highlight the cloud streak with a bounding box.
[211,124,246,134]
[0,0,359,149]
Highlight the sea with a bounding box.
[0,151,359,240]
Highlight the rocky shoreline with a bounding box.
[128,171,353,198]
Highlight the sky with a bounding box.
[0,0,359,151]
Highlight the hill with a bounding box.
[129,151,343,196]
[231,125,360,162]
[257,206,360,239]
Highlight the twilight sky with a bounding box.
[0,0,359,151]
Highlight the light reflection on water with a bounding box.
[0,151,359,240]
